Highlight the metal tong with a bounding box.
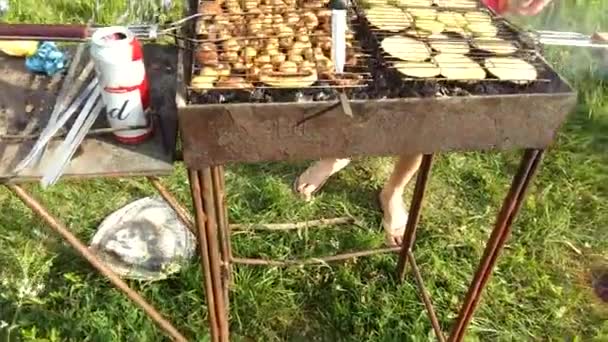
[534,30,608,49]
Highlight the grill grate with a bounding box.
[185,0,569,104]
[187,1,374,99]
[352,2,552,84]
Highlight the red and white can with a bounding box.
[90,26,152,144]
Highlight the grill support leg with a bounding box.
[396,154,434,281]
[6,184,188,342]
[448,149,544,342]
[189,167,230,342]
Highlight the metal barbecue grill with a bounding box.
[178,0,575,165]
[175,1,579,341]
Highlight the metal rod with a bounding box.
[231,246,401,266]
[407,250,446,342]
[211,166,231,317]
[7,184,188,342]
[396,154,434,281]
[0,23,89,40]
[448,149,542,342]
[148,177,196,236]
[1,125,150,141]
[230,217,355,231]
[188,169,220,342]
[218,168,233,262]
[200,168,230,342]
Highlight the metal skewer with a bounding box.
[535,30,608,49]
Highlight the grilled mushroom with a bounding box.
[279,60,299,74]
[195,43,219,66]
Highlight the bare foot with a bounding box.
[379,190,409,246]
[294,158,351,201]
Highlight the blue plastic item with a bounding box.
[25,42,68,76]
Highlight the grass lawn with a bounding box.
[1,0,607,341]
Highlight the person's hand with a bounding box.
[509,0,553,16]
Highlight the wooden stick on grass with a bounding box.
[230,217,355,231]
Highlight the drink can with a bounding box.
[90,26,152,144]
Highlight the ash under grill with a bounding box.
[186,0,571,105]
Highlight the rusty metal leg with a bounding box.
[396,154,434,281]
[408,250,445,342]
[7,184,188,342]
[148,177,196,235]
[211,166,231,313]
[195,168,230,342]
[448,149,544,342]
[189,170,220,342]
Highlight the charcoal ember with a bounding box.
[295,91,314,103]
[265,89,300,103]
[249,88,271,103]
[350,88,369,100]
[313,88,335,102]
[223,90,254,103]
[450,85,471,97]
[300,87,323,101]
[472,82,500,95]
[191,91,223,104]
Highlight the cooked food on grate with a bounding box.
[405,7,437,19]
[405,28,433,37]
[363,0,390,5]
[195,42,219,66]
[413,19,445,34]
[434,0,478,8]
[428,35,470,54]
[485,57,537,82]
[365,5,412,31]
[393,61,441,77]
[191,66,220,89]
[191,4,361,89]
[437,11,468,27]
[444,26,470,37]
[466,21,498,37]
[398,0,433,5]
[259,69,319,87]
[381,35,431,61]
[464,11,493,23]
[215,76,254,89]
[434,54,486,80]
[474,38,517,54]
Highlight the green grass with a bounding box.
[1,0,608,341]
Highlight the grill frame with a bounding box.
[177,0,577,168]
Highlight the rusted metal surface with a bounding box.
[408,251,445,342]
[199,168,230,342]
[189,169,220,341]
[7,184,188,342]
[0,23,89,41]
[148,176,196,235]
[397,154,434,281]
[211,166,231,312]
[0,44,177,183]
[231,247,401,266]
[448,149,544,342]
[178,93,575,168]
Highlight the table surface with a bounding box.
[0,44,178,183]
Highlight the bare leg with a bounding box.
[294,158,352,201]
[380,154,423,245]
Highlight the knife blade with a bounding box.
[331,0,348,74]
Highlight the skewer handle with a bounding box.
[0,23,89,41]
